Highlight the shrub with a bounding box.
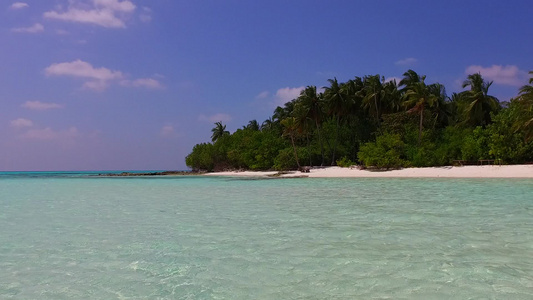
[358,133,408,169]
[336,156,355,168]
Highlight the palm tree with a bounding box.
[399,69,424,90]
[383,79,402,114]
[281,117,301,169]
[272,100,296,124]
[246,119,260,131]
[514,71,533,141]
[211,121,229,142]
[460,73,500,127]
[323,77,350,164]
[403,79,437,145]
[519,71,533,99]
[360,75,386,124]
[298,86,326,165]
[344,77,364,115]
[428,83,451,128]
[292,101,314,166]
[261,117,275,131]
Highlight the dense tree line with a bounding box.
[186,70,533,171]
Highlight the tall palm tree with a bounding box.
[383,79,402,113]
[403,79,438,145]
[399,69,424,91]
[272,100,296,124]
[360,75,386,124]
[281,117,301,169]
[211,121,229,142]
[292,101,314,166]
[514,71,533,141]
[461,73,500,127]
[323,77,350,164]
[447,92,464,125]
[261,117,274,131]
[298,86,326,165]
[428,83,451,128]
[519,71,533,98]
[246,119,260,131]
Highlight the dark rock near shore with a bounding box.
[98,171,206,177]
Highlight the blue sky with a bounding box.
[1,0,531,171]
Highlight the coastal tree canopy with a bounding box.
[186,70,533,171]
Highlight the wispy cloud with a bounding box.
[45,59,161,91]
[22,127,80,140]
[160,125,174,136]
[44,0,136,28]
[121,78,163,89]
[11,23,44,33]
[10,2,29,9]
[159,124,179,138]
[139,6,152,23]
[22,101,63,110]
[255,91,269,99]
[395,57,418,66]
[198,113,232,123]
[464,65,528,87]
[10,118,33,128]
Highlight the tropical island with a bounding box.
[186,70,533,173]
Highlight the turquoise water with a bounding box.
[0,173,532,299]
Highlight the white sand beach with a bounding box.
[206,165,533,178]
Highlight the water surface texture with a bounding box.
[0,173,532,299]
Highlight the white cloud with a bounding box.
[94,0,135,12]
[464,65,528,87]
[82,80,110,91]
[198,113,232,123]
[10,2,29,9]
[45,59,123,81]
[45,60,123,91]
[121,78,163,89]
[10,118,33,128]
[22,127,79,140]
[274,86,304,106]
[11,23,44,33]
[45,60,161,91]
[395,57,418,66]
[44,0,136,28]
[22,101,63,110]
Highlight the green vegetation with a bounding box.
[186,70,533,171]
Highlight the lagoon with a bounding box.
[0,173,532,299]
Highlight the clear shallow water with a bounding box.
[0,173,532,299]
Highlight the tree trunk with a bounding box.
[331,115,340,165]
[315,119,325,166]
[306,134,312,166]
[290,136,301,169]
[374,95,380,123]
[418,106,424,145]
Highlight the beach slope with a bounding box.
[206,165,533,178]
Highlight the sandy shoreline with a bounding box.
[205,165,533,178]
